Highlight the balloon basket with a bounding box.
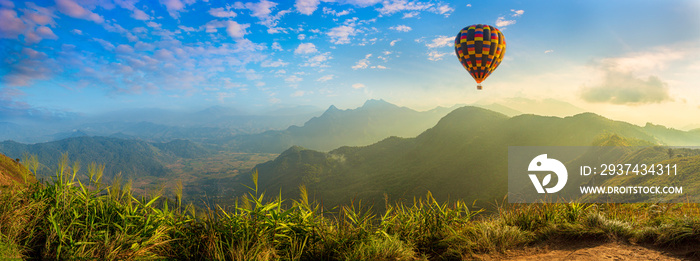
[477,84,482,90]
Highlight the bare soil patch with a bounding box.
[473,240,700,260]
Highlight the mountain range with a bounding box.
[0,137,211,180]
[230,99,459,153]
[0,105,324,144]
[2,100,700,210]
[240,106,700,211]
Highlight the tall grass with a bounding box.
[1,156,699,259]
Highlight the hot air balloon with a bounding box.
[454,24,506,90]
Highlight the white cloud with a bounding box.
[295,43,318,54]
[232,38,266,53]
[427,50,447,61]
[203,20,226,33]
[352,83,365,89]
[103,21,138,41]
[371,65,387,69]
[296,0,320,15]
[178,25,197,32]
[544,50,554,54]
[495,17,516,28]
[511,9,524,17]
[111,0,150,20]
[285,75,303,83]
[580,72,672,105]
[298,34,306,40]
[55,0,104,23]
[599,49,684,74]
[2,47,53,86]
[245,0,276,19]
[209,7,237,18]
[323,7,351,16]
[71,29,82,35]
[272,42,283,51]
[0,8,27,38]
[390,39,400,46]
[402,11,418,18]
[389,25,411,32]
[343,0,381,7]
[327,25,356,44]
[239,68,263,80]
[22,3,56,26]
[243,0,290,31]
[291,90,306,97]
[261,59,288,67]
[304,52,332,67]
[154,49,175,61]
[377,0,433,15]
[134,41,154,51]
[116,44,135,54]
[425,35,452,48]
[146,21,161,28]
[226,21,250,38]
[35,26,58,40]
[436,4,453,17]
[267,27,287,34]
[466,4,471,7]
[93,38,115,50]
[577,43,699,105]
[131,9,150,20]
[352,54,372,69]
[159,0,195,19]
[317,74,334,82]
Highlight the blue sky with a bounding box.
[1,0,699,128]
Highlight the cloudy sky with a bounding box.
[1,0,699,128]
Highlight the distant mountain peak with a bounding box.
[569,112,608,121]
[315,105,342,119]
[443,106,508,119]
[361,99,395,109]
[280,145,306,156]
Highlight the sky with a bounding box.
[1,0,699,129]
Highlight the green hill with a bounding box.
[241,106,700,211]
[231,99,457,153]
[643,122,700,146]
[0,137,209,180]
[0,153,35,187]
[580,147,700,203]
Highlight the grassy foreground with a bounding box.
[2,161,700,260]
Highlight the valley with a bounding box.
[2,100,700,212]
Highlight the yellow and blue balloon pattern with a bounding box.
[454,24,506,90]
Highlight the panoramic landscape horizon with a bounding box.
[1,0,699,129]
[2,0,700,259]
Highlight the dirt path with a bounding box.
[473,240,700,260]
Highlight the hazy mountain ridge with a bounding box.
[0,136,212,180]
[3,101,700,210]
[244,106,700,210]
[0,105,324,144]
[231,99,458,153]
